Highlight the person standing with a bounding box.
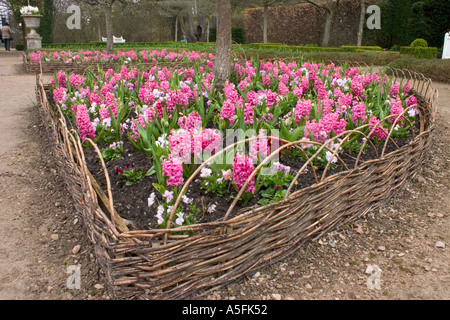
[1,23,12,51]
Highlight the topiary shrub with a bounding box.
[400,46,437,59]
[410,38,428,47]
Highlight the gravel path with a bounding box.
[0,50,448,300]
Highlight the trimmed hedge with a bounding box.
[387,57,450,83]
[245,43,384,53]
[340,45,383,52]
[209,27,246,44]
[400,46,438,59]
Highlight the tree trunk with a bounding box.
[105,4,114,54]
[206,18,210,42]
[214,0,232,91]
[175,16,178,41]
[263,5,268,44]
[197,15,206,42]
[321,0,338,47]
[178,12,197,42]
[357,0,365,46]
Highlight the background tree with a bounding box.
[214,0,231,90]
[232,0,304,44]
[356,0,364,47]
[305,0,339,47]
[39,0,54,43]
[421,0,450,48]
[83,0,117,53]
[158,0,215,43]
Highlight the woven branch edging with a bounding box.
[36,67,437,300]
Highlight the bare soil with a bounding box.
[0,50,448,300]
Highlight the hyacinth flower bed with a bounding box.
[28,49,213,65]
[48,56,422,232]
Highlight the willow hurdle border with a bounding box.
[36,65,437,300]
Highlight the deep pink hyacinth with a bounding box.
[369,116,388,140]
[53,87,67,104]
[162,157,184,187]
[232,152,255,194]
[99,107,111,121]
[351,101,367,124]
[320,98,335,114]
[351,75,364,98]
[389,98,404,124]
[338,93,353,109]
[104,92,118,119]
[244,102,254,125]
[294,99,312,124]
[220,100,236,125]
[403,82,411,95]
[54,71,67,87]
[69,74,85,88]
[389,83,400,97]
[138,87,155,105]
[90,92,103,107]
[406,95,418,108]
[278,81,289,97]
[305,112,346,143]
[178,111,202,131]
[76,104,95,141]
[264,90,278,108]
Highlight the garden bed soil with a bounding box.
[82,122,419,231]
[45,88,422,232]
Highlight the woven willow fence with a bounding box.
[36,64,437,300]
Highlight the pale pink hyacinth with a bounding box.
[249,130,271,163]
[178,111,202,131]
[76,104,96,141]
[201,128,222,154]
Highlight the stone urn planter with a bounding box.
[22,14,42,50]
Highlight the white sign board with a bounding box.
[443,32,450,59]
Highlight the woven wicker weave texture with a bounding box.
[36,62,437,300]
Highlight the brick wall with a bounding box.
[244,0,379,47]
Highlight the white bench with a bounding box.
[101,36,126,43]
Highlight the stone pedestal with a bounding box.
[26,37,42,50]
[443,32,450,60]
[22,15,42,50]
